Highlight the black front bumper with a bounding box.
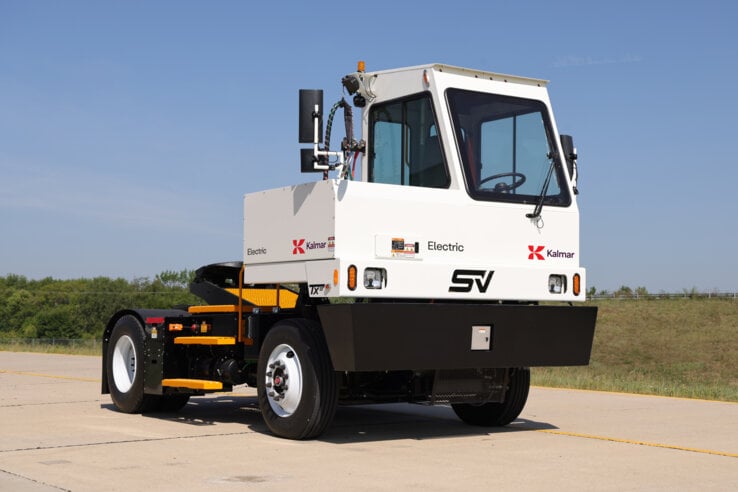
[317,303,597,372]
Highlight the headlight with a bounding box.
[548,274,567,294]
[363,268,387,289]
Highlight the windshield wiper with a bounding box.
[526,153,556,219]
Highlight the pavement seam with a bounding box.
[0,467,69,491]
[0,400,99,408]
[0,432,253,454]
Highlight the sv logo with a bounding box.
[448,269,495,293]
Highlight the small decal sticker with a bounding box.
[308,283,331,296]
[391,237,416,258]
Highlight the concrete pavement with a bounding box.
[1,351,736,491]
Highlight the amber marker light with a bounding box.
[573,274,581,296]
[347,265,357,291]
[333,269,339,286]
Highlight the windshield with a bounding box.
[446,88,571,207]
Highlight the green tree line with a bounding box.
[0,271,201,340]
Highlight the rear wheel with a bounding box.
[107,315,191,413]
[106,315,160,413]
[452,368,530,426]
[257,319,338,439]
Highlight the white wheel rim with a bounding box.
[112,335,137,393]
[265,343,303,417]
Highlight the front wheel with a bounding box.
[452,368,530,426]
[257,319,338,439]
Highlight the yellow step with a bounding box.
[173,336,236,345]
[162,378,223,390]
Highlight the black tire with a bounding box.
[257,319,338,440]
[106,315,160,413]
[452,368,530,426]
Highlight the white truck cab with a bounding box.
[245,64,585,303]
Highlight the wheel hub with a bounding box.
[111,334,136,393]
[264,344,303,417]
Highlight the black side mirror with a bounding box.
[559,134,577,178]
[559,134,579,194]
[299,89,323,144]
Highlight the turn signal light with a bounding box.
[347,265,357,291]
[573,273,581,296]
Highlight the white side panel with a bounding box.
[244,181,337,264]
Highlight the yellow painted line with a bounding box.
[531,385,738,405]
[534,428,738,458]
[0,369,100,383]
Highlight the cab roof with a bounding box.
[361,63,549,88]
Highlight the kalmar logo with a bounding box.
[528,245,545,260]
[292,239,305,255]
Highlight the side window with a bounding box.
[369,94,449,188]
[372,105,403,184]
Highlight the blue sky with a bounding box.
[1,1,736,293]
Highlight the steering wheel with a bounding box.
[478,172,527,192]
